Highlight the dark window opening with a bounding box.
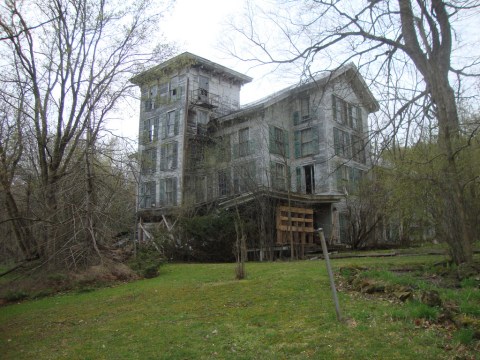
[304,164,315,194]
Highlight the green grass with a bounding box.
[0,256,475,359]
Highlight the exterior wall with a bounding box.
[135,56,377,245]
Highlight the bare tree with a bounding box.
[228,0,480,264]
[0,0,175,267]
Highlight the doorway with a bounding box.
[304,164,315,194]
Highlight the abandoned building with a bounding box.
[130,52,379,259]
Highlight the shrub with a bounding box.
[129,243,164,278]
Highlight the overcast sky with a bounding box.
[114,0,278,139]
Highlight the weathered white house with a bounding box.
[131,52,379,255]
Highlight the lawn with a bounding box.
[0,255,477,359]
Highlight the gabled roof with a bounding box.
[130,52,253,86]
[218,63,379,122]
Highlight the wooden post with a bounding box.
[318,228,342,322]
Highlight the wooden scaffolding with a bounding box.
[276,206,316,257]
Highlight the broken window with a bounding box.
[170,76,179,100]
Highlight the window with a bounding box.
[269,126,289,156]
[195,176,206,203]
[141,148,157,174]
[333,127,351,158]
[296,167,302,192]
[196,110,208,135]
[351,134,366,163]
[142,117,158,144]
[293,96,311,125]
[162,110,179,139]
[218,169,230,197]
[333,94,363,131]
[349,105,362,131]
[270,162,287,191]
[159,177,177,206]
[294,126,319,158]
[332,95,347,125]
[233,161,256,193]
[335,165,364,193]
[140,181,156,208]
[160,142,178,170]
[216,135,231,162]
[169,76,179,100]
[159,82,168,100]
[336,165,350,192]
[144,85,157,112]
[301,97,310,120]
[237,127,251,157]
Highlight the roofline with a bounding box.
[218,63,379,122]
[130,52,253,86]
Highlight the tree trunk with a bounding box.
[428,76,473,264]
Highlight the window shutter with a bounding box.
[174,110,180,136]
[268,125,274,153]
[332,95,337,122]
[269,161,275,188]
[294,130,301,158]
[312,125,319,155]
[161,114,167,139]
[296,167,302,192]
[333,128,339,155]
[293,111,300,126]
[172,142,178,169]
[348,105,353,128]
[284,130,290,157]
[233,143,239,159]
[357,107,363,132]
[159,179,165,205]
[172,178,178,205]
[160,145,166,170]
[154,117,159,140]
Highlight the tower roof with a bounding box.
[130,52,253,86]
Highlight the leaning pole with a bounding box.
[317,228,342,322]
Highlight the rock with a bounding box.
[456,263,479,281]
[359,279,385,294]
[394,291,413,302]
[420,290,442,307]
